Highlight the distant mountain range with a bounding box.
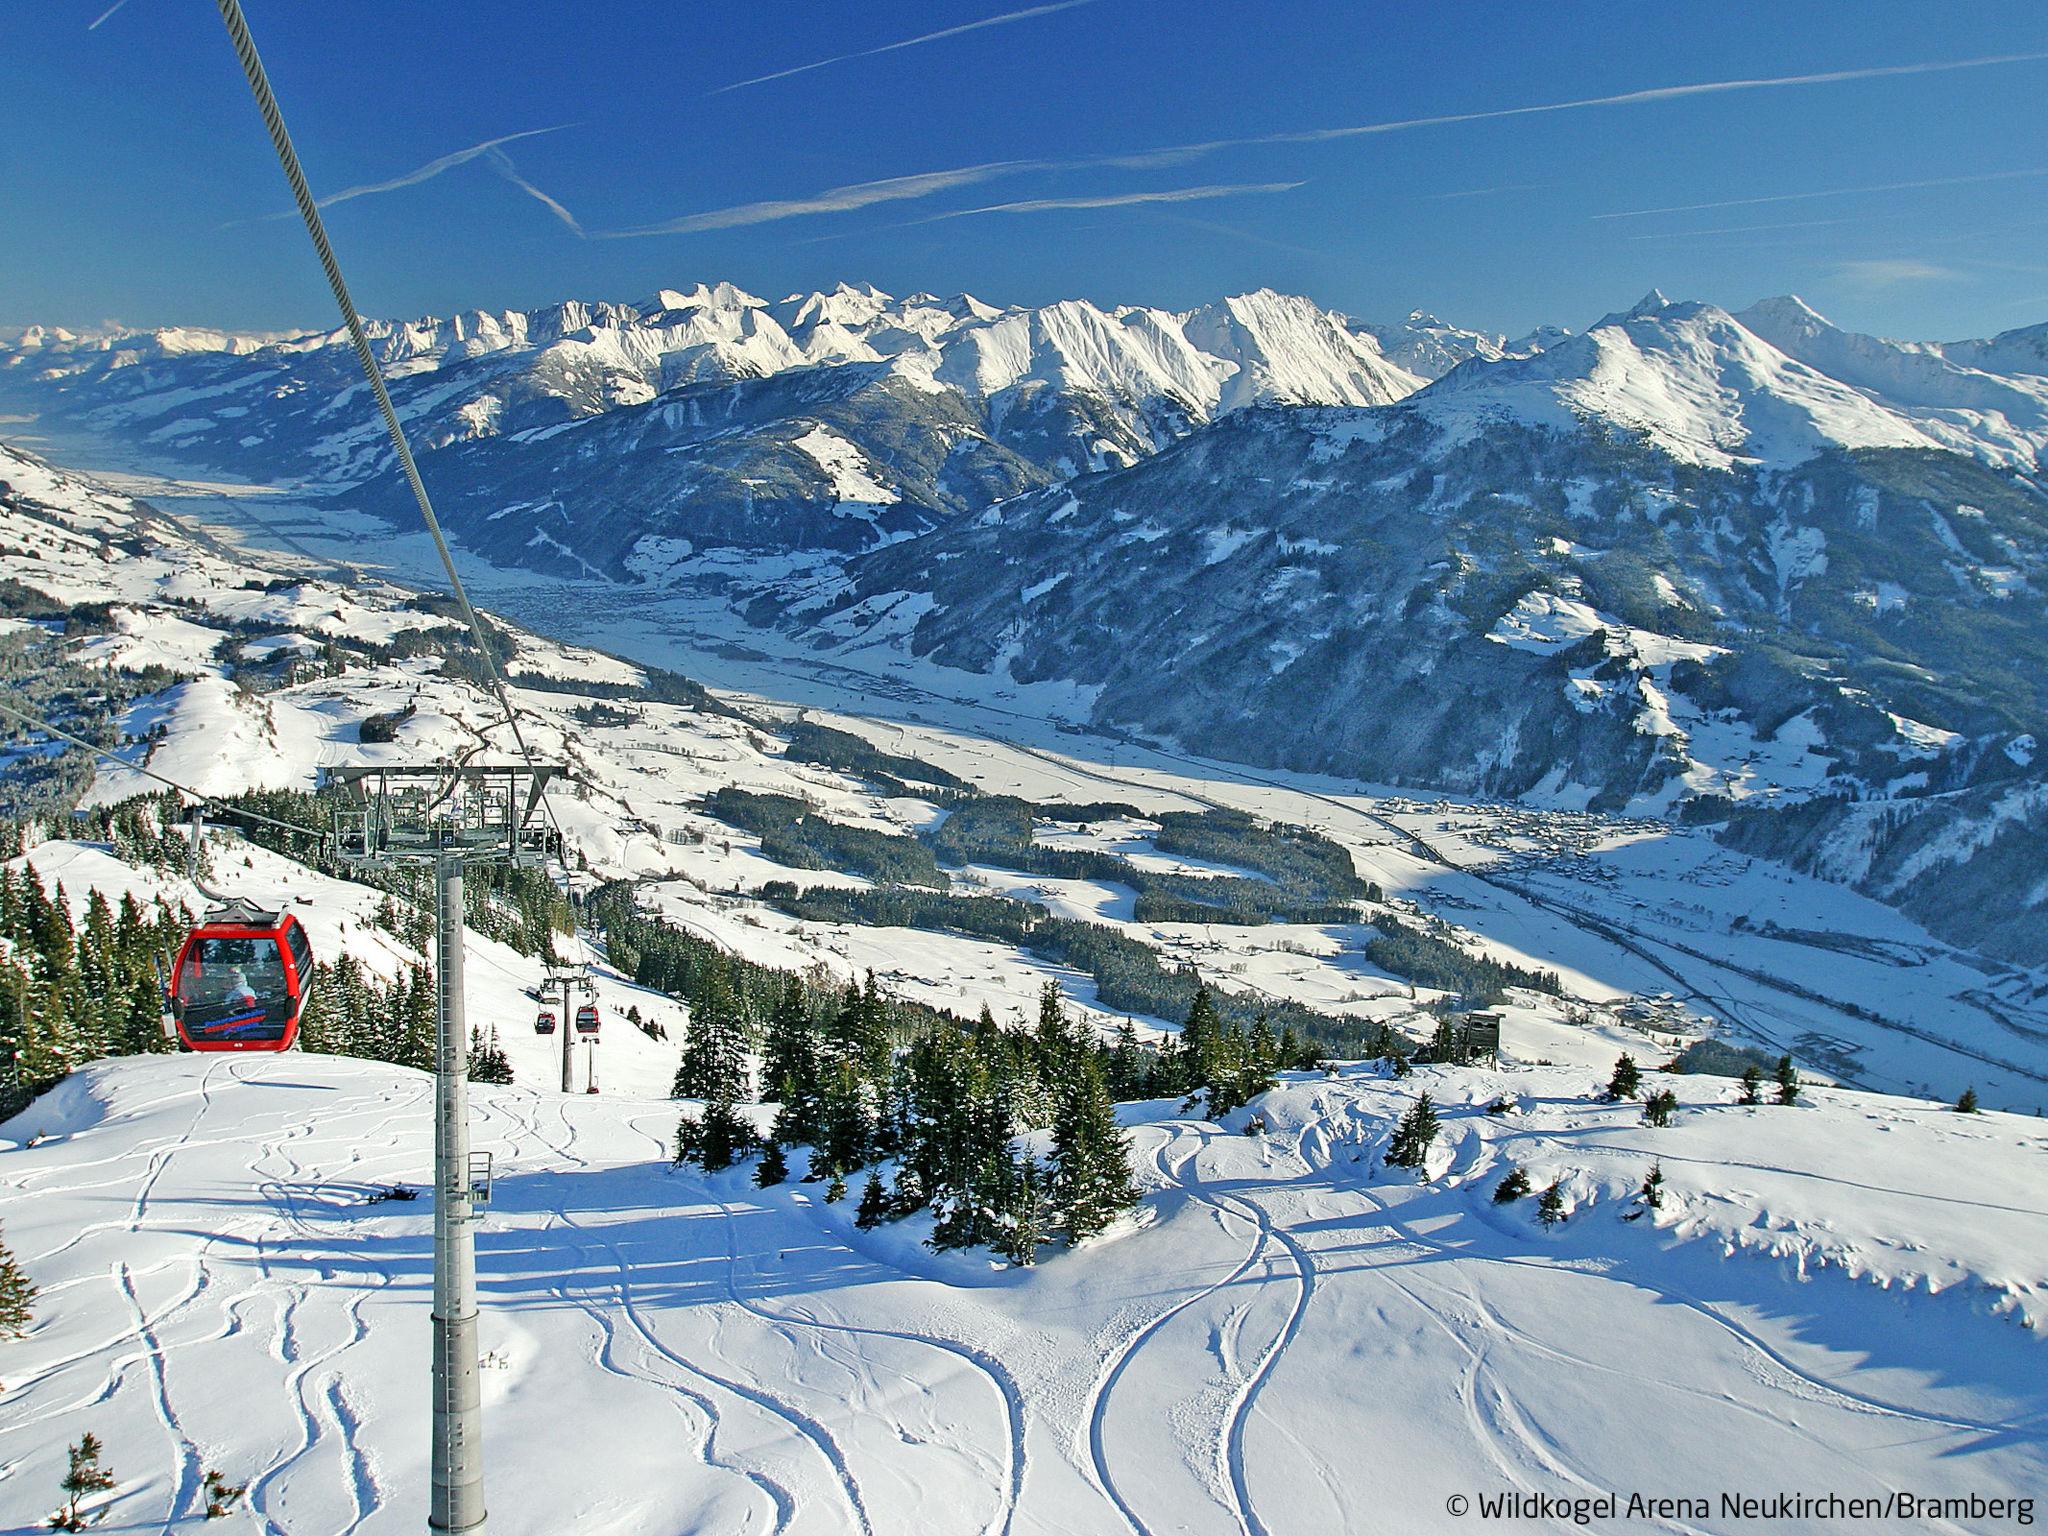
[5,283,2047,963]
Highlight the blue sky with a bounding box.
[7,1,2047,342]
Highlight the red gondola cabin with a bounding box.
[535,1008,558,1035]
[171,900,313,1052]
[574,1004,600,1036]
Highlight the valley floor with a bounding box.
[4,1055,2044,1534]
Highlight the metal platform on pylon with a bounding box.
[322,762,564,867]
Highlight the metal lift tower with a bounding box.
[327,763,563,1534]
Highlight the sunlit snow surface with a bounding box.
[4,1056,2046,1533]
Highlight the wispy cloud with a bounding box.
[1148,211,1329,259]
[1427,181,1545,201]
[710,0,1098,95]
[484,149,584,235]
[627,49,2048,237]
[908,180,1304,224]
[593,148,1203,238]
[257,125,574,220]
[1595,166,2048,221]
[1830,258,1964,291]
[1625,215,1871,240]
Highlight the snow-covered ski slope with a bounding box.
[4,1054,2045,1534]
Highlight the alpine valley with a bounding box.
[7,282,2046,969]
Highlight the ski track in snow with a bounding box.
[7,1055,2048,1534]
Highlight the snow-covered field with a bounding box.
[4,1055,2045,1533]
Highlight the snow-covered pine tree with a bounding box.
[674,953,751,1103]
[0,1220,36,1336]
[1607,1053,1641,1100]
[1642,1088,1678,1128]
[1641,1162,1665,1209]
[467,1025,513,1085]
[1106,1019,1147,1101]
[754,1141,788,1188]
[1052,1055,1139,1243]
[1177,985,1225,1098]
[1537,1181,1567,1226]
[1033,979,1081,1070]
[1738,1065,1762,1105]
[1493,1165,1531,1203]
[763,978,822,1141]
[1385,1093,1441,1171]
[695,1100,758,1172]
[855,1171,889,1230]
[998,1154,1046,1267]
[1774,1055,1801,1105]
[818,1057,874,1174]
[824,1168,848,1204]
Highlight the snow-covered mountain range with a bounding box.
[1,284,1421,572]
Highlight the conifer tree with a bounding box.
[818,1058,874,1173]
[754,1141,788,1188]
[1106,1019,1146,1101]
[1607,1053,1642,1101]
[1738,1065,1762,1105]
[0,1220,36,1337]
[1177,985,1224,1098]
[1537,1181,1567,1227]
[1492,1165,1531,1204]
[466,1026,513,1085]
[999,1154,1046,1267]
[1643,1088,1678,1128]
[674,954,750,1103]
[1051,1055,1139,1243]
[51,1431,115,1531]
[1774,1055,1801,1106]
[679,1100,758,1173]
[855,1171,889,1230]
[824,1168,848,1204]
[1385,1093,1441,1172]
[1641,1162,1666,1210]
[201,1468,246,1519]
[762,979,821,1139]
[1033,979,1079,1070]
[1955,1087,1980,1114]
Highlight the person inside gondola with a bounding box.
[224,966,258,1012]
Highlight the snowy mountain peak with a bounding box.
[1417,296,1950,469]
[1739,294,1834,335]
[643,281,767,315]
[1628,288,1673,318]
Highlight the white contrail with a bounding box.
[255,125,574,219]
[908,180,1305,222]
[628,49,2048,235]
[595,158,1048,238]
[1595,166,2048,220]
[1625,215,1869,240]
[87,0,133,29]
[710,0,1098,95]
[485,149,584,235]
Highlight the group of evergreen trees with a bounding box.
[674,974,1142,1264]
[0,858,190,1115]
[0,793,566,1113]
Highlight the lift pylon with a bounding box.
[325,763,564,1535]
